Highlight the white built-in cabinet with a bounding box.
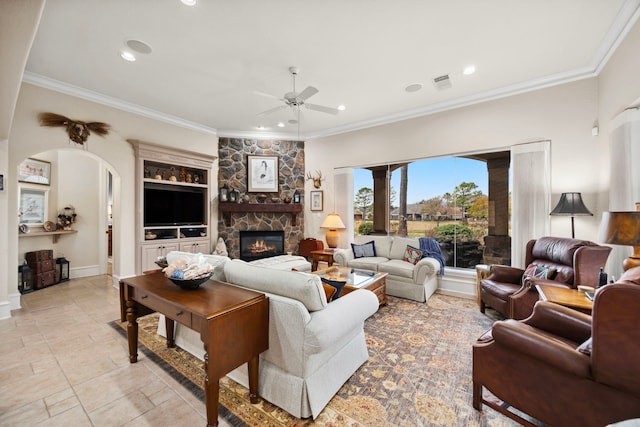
[129,140,216,274]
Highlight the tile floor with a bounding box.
[0,274,233,427]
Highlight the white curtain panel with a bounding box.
[334,167,354,244]
[607,108,640,278]
[511,140,551,268]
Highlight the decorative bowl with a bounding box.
[168,272,213,289]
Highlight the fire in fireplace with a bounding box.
[239,230,285,261]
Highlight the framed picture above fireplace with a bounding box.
[247,155,279,193]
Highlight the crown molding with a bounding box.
[22,72,218,136]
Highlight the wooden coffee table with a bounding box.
[314,266,388,306]
[535,284,593,314]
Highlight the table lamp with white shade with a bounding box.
[321,213,346,248]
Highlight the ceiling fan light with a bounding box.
[120,51,136,62]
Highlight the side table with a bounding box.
[475,264,491,307]
[310,249,335,271]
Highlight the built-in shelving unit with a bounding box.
[219,203,303,226]
[129,140,216,274]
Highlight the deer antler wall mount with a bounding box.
[306,170,323,188]
[38,112,110,148]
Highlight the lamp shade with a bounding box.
[599,211,640,246]
[600,211,640,271]
[320,213,346,230]
[550,192,593,216]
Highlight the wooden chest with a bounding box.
[28,259,55,273]
[25,250,53,262]
[34,270,57,289]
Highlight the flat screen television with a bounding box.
[144,183,206,226]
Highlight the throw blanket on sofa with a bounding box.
[419,237,446,275]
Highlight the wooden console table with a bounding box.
[120,272,269,427]
[219,202,303,226]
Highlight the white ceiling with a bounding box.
[24,0,640,140]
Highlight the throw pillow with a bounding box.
[577,337,592,356]
[403,245,424,265]
[522,263,556,285]
[321,283,337,302]
[321,278,346,301]
[351,241,376,258]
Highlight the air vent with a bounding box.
[433,74,452,90]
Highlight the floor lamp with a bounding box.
[550,192,593,238]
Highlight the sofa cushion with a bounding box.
[389,236,420,260]
[351,241,376,258]
[378,259,414,279]
[348,256,388,271]
[223,259,327,312]
[403,245,424,265]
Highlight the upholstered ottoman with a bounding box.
[248,254,312,272]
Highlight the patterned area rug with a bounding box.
[111,294,521,426]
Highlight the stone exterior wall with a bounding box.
[218,138,305,259]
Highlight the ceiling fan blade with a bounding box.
[304,103,340,115]
[256,105,287,117]
[297,86,318,101]
[253,90,281,100]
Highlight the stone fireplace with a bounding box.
[239,230,285,261]
[218,138,305,259]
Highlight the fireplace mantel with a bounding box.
[219,203,303,226]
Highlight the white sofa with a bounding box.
[333,235,442,302]
[157,252,378,419]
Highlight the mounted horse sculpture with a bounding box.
[38,112,110,148]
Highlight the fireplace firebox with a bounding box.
[239,230,285,261]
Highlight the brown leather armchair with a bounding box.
[473,267,640,427]
[480,236,611,319]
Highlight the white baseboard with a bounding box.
[0,300,11,320]
[70,265,100,279]
[439,267,477,299]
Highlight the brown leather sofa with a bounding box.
[473,266,640,427]
[480,236,611,319]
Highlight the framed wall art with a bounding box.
[19,187,48,225]
[310,190,324,211]
[247,155,279,193]
[18,158,51,185]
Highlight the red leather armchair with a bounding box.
[473,267,640,427]
[480,236,611,319]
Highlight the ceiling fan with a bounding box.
[257,66,340,117]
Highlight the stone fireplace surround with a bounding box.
[218,138,305,259]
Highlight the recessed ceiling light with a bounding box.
[125,39,152,55]
[463,65,476,75]
[120,51,136,62]
[405,83,423,93]
[337,105,346,111]
[181,0,197,6]
[277,122,285,128]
